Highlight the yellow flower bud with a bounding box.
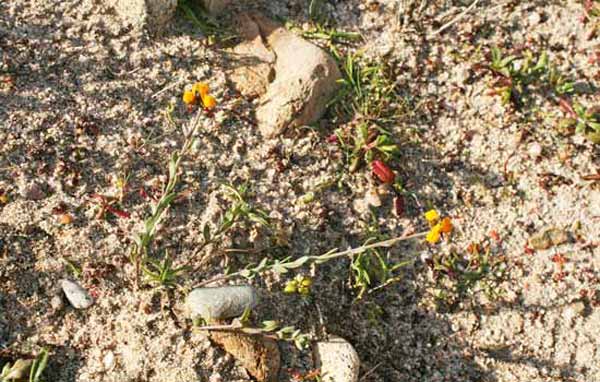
[300,278,312,287]
[424,209,439,223]
[182,89,196,105]
[201,94,217,110]
[426,224,442,244]
[284,280,298,294]
[192,82,209,98]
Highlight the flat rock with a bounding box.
[61,279,94,309]
[529,227,570,250]
[211,327,280,382]
[186,285,258,321]
[314,336,360,382]
[228,13,341,138]
[108,0,177,33]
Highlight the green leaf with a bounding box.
[202,224,211,242]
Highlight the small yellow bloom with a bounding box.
[439,217,453,233]
[284,280,298,294]
[192,82,209,98]
[182,89,196,105]
[424,209,439,223]
[0,194,8,205]
[426,224,442,244]
[300,277,312,287]
[59,213,73,225]
[201,94,217,110]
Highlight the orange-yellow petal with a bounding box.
[424,209,439,223]
[426,224,442,244]
[439,217,453,233]
[192,82,209,98]
[182,90,196,105]
[202,94,217,110]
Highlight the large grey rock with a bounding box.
[314,336,360,382]
[186,285,258,321]
[228,13,341,138]
[109,0,177,33]
[61,279,94,309]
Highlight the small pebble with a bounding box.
[50,295,64,311]
[103,351,115,371]
[61,279,94,309]
[20,182,46,200]
[364,188,381,207]
[528,142,542,158]
[186,285,258,321]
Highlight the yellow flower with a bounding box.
[284,280,298,294]
[0,193,8,205]
[192,82,209,98]
[426,224,442,244]
[182,89,196,105]
[439,217,453,233]
[201,94,217,110]
[424,209,439,223]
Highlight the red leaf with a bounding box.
[372,160,395,184]
[106,205,130,219]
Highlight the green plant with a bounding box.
[196,318,311,350]
[573,103,600,142]
[194,230,428,288]
[188,183,272,272]
[335,123,399,173]
[487,47,574,106]
[426,242,507,308]
[142,250,187,288]
[329,50,400,123]
[130,109,204,287]
[301,24,362,44]
[351,218,412,299]
[559,99,600,143]
[177,0,235,43]
[0,348,48,382]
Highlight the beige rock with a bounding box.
[109,0,177,32]
[528,227,570,250]
[228,14,276,97]
[314,336,360,382]
[228,13,341,138]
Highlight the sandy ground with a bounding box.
[1,0,599,381]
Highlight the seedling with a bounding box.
[486,47,574,107]
[559,99,600,143]
[335,123,399,173]
[351,217,412,299]
[426,241,507,309]
[142,250,188,288]
[89,193,130,220]
[329,50,400,123]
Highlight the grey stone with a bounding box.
[20,182,46,200]
[61,279,94,309]
[108,0,177,33]
[186,285,258,321]
[314,336,360,382]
